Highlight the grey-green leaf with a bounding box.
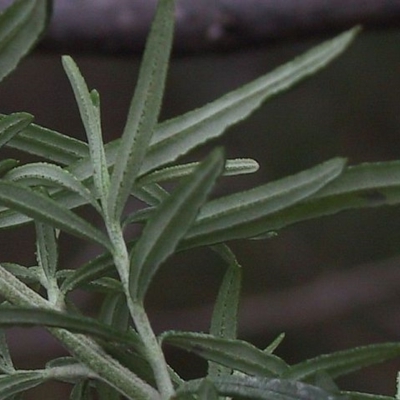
[183,157,345,247]
[141,27,359,176]
[0,371,45,398]
[161,331,288,377]
[0,181,111,249]
[4,162,102,213]
[62,56,110,202]
[35,220,58,281]
[0,0,50,83]
[130,149,224,301]
[0,329,14,373]
[107,0,175,221]
[283,342,400,382]
[0,112,33,149]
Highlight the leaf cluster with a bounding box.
[0,1,398,400]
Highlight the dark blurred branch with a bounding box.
[3,0,400,54]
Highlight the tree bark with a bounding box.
[2,0,399,54]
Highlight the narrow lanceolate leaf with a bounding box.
[283,342,400,382]
[0,181,111,250]
[0,371,45,398]
[35,220,58,281]
[180,375,343,400]
[138,158,259,186]
[62,56,110,202]
[209,245,242,378]
[0,112,33,149]
[0,0,51,82]
[245,160,400,234]
[183,158,346,248]
[4,162,101,213]
[0,329,14,373]
[0,307,140,348]
[141,27,360,176]
[130,149,224,301]
[107,0,175,221]
[161,331,288,377]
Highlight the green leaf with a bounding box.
[179,375,344,400]
[248,160,400,233]
[1,263,40,284]
[183,157,345,247]
[0,180,111,249]
[70,380,92,400]
[265,333,286,354]
[62,56,110,203]
[129,149,224,301]
[141,27,360,176]
[341,391,395,400]
[99,292,130,332]
[283,342,400,381]
[4,162,102,213]
[209,244,242,378]
[107,0,175,221]
[35,220,58,281]
[0,112,33,149]
[0,160,18,177]
[0,0,51,83]
[162,331,288,377]
[138,158,259,185]
[0,371,45,398]
[0,307,140,348]
[0,329,14,373]
[6,118,89,165]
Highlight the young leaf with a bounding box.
[283,342,400,381]
[107,0,175,221]
[0,180,111,249]
[62,56,110,203]
[138,158,259,186]
[35,220,58,281]
[183,157,345,247]
[0,112,33,149]
[161,331,288,377]
[0,371,45,398]
[0,0,51,83]
[4,162,102,213]
[141,27,360,176]
[209,244,242,378]
[179,375,343,400]
[0,307,140,348]
[129,149,224,301]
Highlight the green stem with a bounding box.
[0,265,159,400]
[107,222,174,399]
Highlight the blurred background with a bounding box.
[0,2,400,397]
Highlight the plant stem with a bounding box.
[107,222,174,399]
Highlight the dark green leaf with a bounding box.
[183,158,345,247]
[0,307,140,348]
[129,149,224,301]
[0,159,18,177]
[162,331,288,377]
[283,342,400,381]
[107,0,175,220]
[0,0,51,82]
[0,181,111,249]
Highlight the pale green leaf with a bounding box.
[0,307,140,348]
[0,0,50,83]
[141,27,360,175]
[0,371,44,398]
[62,56,110,202]
[138,158,259,185]
[209,244,242,378]
[107,0,175,221]
[129,149,224,301]
[35,220,58,281]
[283,342,400,382]
[4,162,102,213]
[183,157,345,247]
[161,331,288,377]
[0,113,32,149]
[0,181,111,249]
[179,375,343,400]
